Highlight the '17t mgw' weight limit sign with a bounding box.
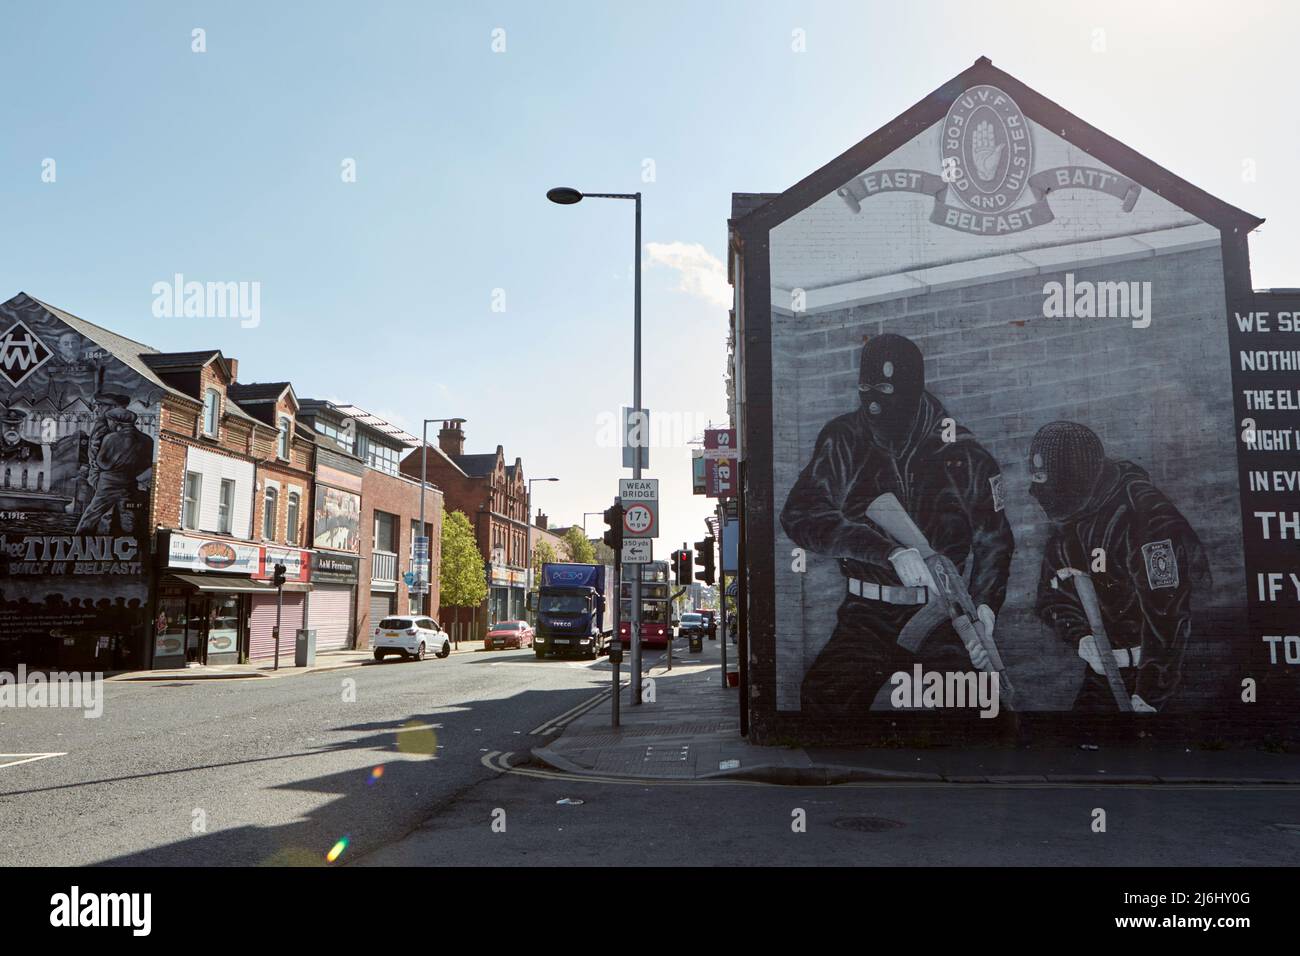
[619,478,658,538]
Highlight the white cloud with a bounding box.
[644,241,731,309]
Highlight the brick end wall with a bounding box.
[754,245,1282,746]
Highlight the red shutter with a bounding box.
[248,593,305,661]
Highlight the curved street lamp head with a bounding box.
[546,186,583,205]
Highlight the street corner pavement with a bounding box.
[531,639,1300,787]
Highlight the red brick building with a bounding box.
[300,401,443,648]
[402,420,528,638]
[146,354,318,666]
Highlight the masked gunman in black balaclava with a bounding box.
[1029,421,1207,713]
[780,333,1015,715]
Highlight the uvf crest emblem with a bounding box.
[1141,539,1179,590]
[941,85,1033,213]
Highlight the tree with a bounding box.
[532,539,558,592]
[440,508,487,616]
[562,526,595,564]
[590,538,615,565]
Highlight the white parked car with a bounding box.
[373,616,451,662]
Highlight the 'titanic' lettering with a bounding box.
[20,535,139,562]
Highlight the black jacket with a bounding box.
[1035,460,1206,709]
[781,392,1014,612]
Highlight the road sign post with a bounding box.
[619,478,657,706]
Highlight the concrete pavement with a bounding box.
[534,636,1300,786]
[107,642,489,681]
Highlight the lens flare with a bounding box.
[326,837,349,863]
[396,720,438,756]
[367,765,385,785]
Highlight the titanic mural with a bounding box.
[0,293,160,671]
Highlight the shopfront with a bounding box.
[248,545,313,662]
[154,532,314,666]
[154,575,274,666]
[488,566,527,624]
[155,532,265,666]
[307,552,358,651]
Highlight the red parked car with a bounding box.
[485,620,534,650]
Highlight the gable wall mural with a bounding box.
[760,81,1262,727]
[0,294,161,671]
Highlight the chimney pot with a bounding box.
[438,420,465,457]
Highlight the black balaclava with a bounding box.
[858,333,924,446]
[1028,421,1105,522]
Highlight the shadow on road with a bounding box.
[82,684,597,867]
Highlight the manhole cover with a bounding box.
[832,816,905,833]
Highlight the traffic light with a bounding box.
[272,562,287,588]
[669,549,681,581]
[603,501,624,551]
[694,536,715,585]
[675,550,692,585]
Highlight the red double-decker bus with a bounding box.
[618,560,671,649]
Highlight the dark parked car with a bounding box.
[679,612,706,639]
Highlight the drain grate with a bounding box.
[832,816,906,833]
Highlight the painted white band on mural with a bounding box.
[771,221,1220,317]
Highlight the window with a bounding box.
[278,416,291,460]
[357,434,401,476]
[182,472,202,530]
[310,417,354,454]
[286,491,300,545]
[374,511,397,553]
[263,486,278,540]
[217,479,235,534]
[202,389,219,436]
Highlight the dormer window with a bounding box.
[203,389,220,437]
[278,416,291,460]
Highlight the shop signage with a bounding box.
[312,551,359,585]
[704,430,737,499]
[489,566,528,588]
[167,533,261,574]
[258,546,311,583]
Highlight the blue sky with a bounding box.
[3,0,1295,553]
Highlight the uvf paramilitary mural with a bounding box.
[756,63,1256,720]
[0,294,160,671]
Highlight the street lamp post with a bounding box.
[418,417,465,617]
[547,186,644,705]
[527,476,559,622]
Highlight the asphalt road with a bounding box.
[360,759,1300,866]
[0,645,613,866]
[4,644,1298,868]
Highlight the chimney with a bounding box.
[227,358,239,382]
[535,511,548,530]
[438,419,465,457]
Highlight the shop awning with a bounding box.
[168,574,311,594]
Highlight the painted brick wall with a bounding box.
[768,245,1245,731]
